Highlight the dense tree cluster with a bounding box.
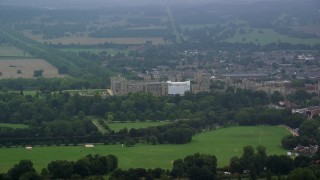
[171,153,217,180]
[0,154,117,180]
[110,168,169,180]
[0,88,312,146]
[234,107,305,128]
[228,145,320,179]
[0,89,272,124]
[282,118,320,149]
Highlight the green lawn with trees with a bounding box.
[225,28,320,45]
[0,126,289,173]
[0,45,32,57]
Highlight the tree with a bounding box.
[294,156,311,168]
[188,166,213,180]
[74,158,91,177]
[167,128,193,144]
[271,91,284,104]
[18,172,41,180]
[171,153,217,179]
[267,155,294,175]
[125,138,136,147]
[85,154,117,175]
[281,135,299,149]
[33,69,43,77]
[240,146,255,170]
[47,160,74,179]
[234,108,255,125]
[171,159,185,178]
[249,163,257,180]
[287,168,317,180]
[254,145,268,175]
[230,156,242,173]
[106,154,118,172]
[77,111,85,120]
[149,135,158,145]
[184,153,217,176]
[299,120,320,137]
[7,160,36,180]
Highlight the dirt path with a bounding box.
[91,119,107,134]
[280,125,299,136]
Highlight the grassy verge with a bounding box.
[0,123,29,129]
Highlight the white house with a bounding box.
[167,81,190,96]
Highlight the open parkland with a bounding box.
[0,125,290,173]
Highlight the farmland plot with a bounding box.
[0,59,64,79]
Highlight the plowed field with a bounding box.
[0,59,64,79]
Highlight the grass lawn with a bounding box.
[0,126,289,172]
[107,121,172,132]
[8,90,38,96]
[0,123,29,129]
[225,28,320,45]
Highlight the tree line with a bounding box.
[0,154,118,180]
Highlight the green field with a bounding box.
[179,24,216,31]
[0,126,289,172]
[8,90,38,96]
[0,45,31,57]
[62,89,108,96]
[225,28,320,45]
[0,123,29,129]
[107,121,172,132]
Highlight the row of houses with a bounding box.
[292,106,320,119]
[110,72,211,96]
[110,76,191,96]
[224,77,320,96]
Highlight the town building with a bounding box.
[257,81,292,95]
[192,72,211,93]
[292,106,320,119]
[110,76,128,96]
[294,145,319,156]
[167,81,191,96]
[110,76,165,96]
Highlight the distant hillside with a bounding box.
[0,0,292,9]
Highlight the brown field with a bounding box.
[23,31,166,45]
[292,25,320,36]
[0,59,64,79]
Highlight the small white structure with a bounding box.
[287,152,292,156]
[167,81,190,96]
[84,144,95,148]
[25,146,32,150]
